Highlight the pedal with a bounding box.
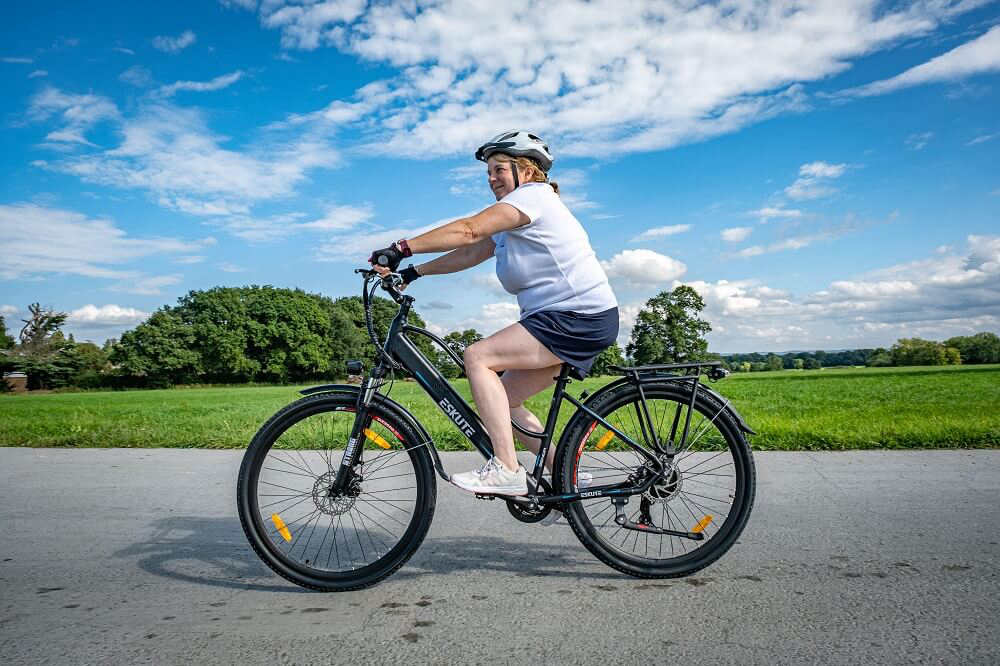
[474,493,498,501]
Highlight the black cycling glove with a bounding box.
[400,264,421,285]
[369,244,403,271]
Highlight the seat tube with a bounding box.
[531,364,572,483]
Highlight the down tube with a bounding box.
[389,332,494,459]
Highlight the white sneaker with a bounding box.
[451,457,528,496]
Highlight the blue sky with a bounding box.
[2,0,998,353]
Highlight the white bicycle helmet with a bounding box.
[475,130,554,173]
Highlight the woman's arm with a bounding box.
[406,203,528,253]
[414,237,495,276]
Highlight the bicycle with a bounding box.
[237,269,757,591]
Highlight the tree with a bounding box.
[111,309,203,386]
[793,358,804,370]
[0,315,15,350]
[891,338,947,367]
[1,303,73,389]
[739,361,751,373]
[945,332,1000,364]
[590,342,625,376]
[804,358,822,370]
[943,346,961,365]
[435,329,483,378]
[766,354,783,372]
[626,285,712,365]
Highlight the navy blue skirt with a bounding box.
[519,307,619,379]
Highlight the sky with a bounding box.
[1,0,999,354]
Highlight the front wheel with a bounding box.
[555,382,755,578]
[237,392,436,591]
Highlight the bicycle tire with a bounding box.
[554,381,755,578]
[237,392,436,591]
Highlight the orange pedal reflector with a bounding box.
[271,514,292,542]
[595,431,615,450]
[363,428,391,449]
[692,515,713,533]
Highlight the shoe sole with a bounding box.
[450,479,528,496]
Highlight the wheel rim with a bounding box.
[570,389,747,565]
[250,406,423,577]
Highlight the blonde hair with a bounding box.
[491,153,559,195]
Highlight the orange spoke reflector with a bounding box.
[595,431,615,450]
[363,428,391,450]
[271,514,292,542]
[691,515,713,533]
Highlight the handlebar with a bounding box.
[354,268,407,304]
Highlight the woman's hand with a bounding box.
[371,263,411,291]
[369,243,403,271]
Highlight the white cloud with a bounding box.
[111,274,183,296]
[905,131,934,150]
[247,1,986,160]
[1,305,18,316]
[119,65,154,87]
[27,87,120,147]
[2,56,33,64]
[152,30,197,53]
[629,224,691,243]
[28,70,47,78]
[217,262,246,273]
[748,207,803,223]
[113,47,135,55]
[35,103,339,216]
[0,203,210,281]
[721,227,753,243]
[835,24,1000,98]
[156,71,244,97]
[686,235,1000,351]
[296,203,374,231]
[601,249,687,286]
[967,132,999,146]
[784,161,848,200]
[174,255,206,264]
[470,271,507,296]
[736,232,832,257]
[69,304,149,327]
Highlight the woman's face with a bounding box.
[486,155,519,201]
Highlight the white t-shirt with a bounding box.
[491,182,618,318]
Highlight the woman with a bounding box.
[369,130,619,496]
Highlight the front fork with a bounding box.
[329,370,383,494]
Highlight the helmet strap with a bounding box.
[511,161,520,189]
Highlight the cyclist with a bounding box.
[370,130,619,496]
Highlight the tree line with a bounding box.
[3,283,997,391]
[720,333,1000,372]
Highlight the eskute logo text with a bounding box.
[438,397,475,437]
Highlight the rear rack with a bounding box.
[610,361,728,381]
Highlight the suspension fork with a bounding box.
[329,368,384,494]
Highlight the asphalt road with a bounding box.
[1,448,998,665]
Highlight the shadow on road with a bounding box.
[114,516,619,592]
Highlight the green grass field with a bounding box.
[1,364,998,450]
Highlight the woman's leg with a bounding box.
[501,367,563,472]
[463,322,562,472]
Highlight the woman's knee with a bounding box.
[463,341,492,370]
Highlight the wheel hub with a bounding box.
[643,461,682,504]
[312,471,357,516]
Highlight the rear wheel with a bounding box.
[555,382,755,578]
[237,392,436,591]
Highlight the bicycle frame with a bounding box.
[330,273,705,507]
